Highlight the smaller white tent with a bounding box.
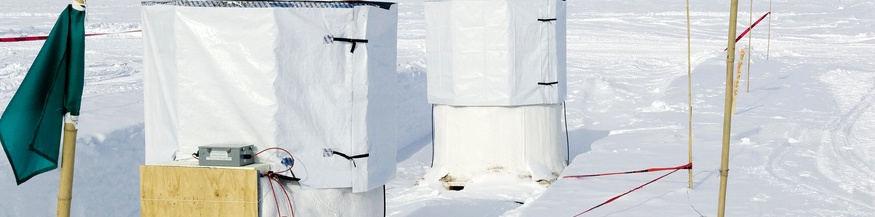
[142,0,396,216]
[425,0,567,184]
[426,0,567,106]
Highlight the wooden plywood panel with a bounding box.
[140,165,258,217]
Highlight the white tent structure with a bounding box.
[424,0,567,185]
[142,1,397,216]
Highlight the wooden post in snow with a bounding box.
[57,115,79,217]
[685,0,694,189]
[718,0,741,216]
[746,0,753,93]
[57,3,85,217]
[767,0,772,60]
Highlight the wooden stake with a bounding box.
[59,2,83,216]
[57,116,78,217]
[767,0,772,60]
[746,0,753,93]
[718,1,740,216]
[685,0,694,189]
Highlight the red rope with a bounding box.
[0,29,141,42]
[725,12,771,51]
[572,168,684,216]
[563,163,692,179]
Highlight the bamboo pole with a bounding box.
[718,0,740,216]
[767,0,772,60]
[58,115,79,217]
[746,0,753,93]
[685,0,693,189]
[59,2,84,217]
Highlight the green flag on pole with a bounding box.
[0,5,85,185]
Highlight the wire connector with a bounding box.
[281,157,294,167]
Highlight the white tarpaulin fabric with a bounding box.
[425,0,567,106]
[426,104,566,182]
[261,181,385,217]
[142,0,397,193]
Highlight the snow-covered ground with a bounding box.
[2,0,874,216]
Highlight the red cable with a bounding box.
[256,147,296,217]
[563,163,692,179]
[266,173,282,217]
[572,168,683,217]
[271,176,295,217]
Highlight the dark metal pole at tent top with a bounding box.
[718,0,740,216]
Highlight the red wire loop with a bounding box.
[258,148,296,217]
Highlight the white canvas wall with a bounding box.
[142,1,397,193]
[427,105,566,183]
[260,181,385,217]
[426,0,567,106]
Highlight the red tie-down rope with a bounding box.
[563,163,692,179]
[725,12,771,51]
[0,29,141,42]
[563,163,692,216]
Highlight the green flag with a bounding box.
[0,5,85,185]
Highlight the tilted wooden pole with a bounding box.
[685,0,693,189]
[718,0,740,216]
[58,115,79,217]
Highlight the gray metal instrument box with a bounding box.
[197,144,256,167]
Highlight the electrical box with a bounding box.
[198,144,255,167]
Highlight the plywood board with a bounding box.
[140,165,258,217]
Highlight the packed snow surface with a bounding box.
[2,0,874,216]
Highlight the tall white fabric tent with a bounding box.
[425,0,567,185]
[142,1,396,216]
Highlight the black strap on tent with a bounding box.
[538,18,557,22]
[538,81,559,85]
[331,37,369,53]
[330,150,369,167]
